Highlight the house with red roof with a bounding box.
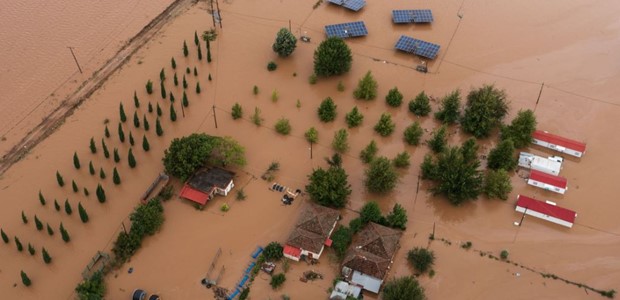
[515,195,577,228]
[532,130,586,158]
[283,203,340,262]
[179,168,235,206]
[527,169,568,194]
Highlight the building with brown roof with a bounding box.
[283,202,340,261]
[341,222,403,293]
[179,168,235,206]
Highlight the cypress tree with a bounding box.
[196,82,201,94]
[156,103,163,116]
[15,237,23,251]
[160,81,167,99]
[133,91,140,108]
[46,223,54,236]
[129,131,135,146]
[171,57,176,69]
[64,199,72,215]
[119,103,127,123]
[21,211,28,224]
[128,148,137,168]
[118,123,125,143]
[156,118,164,136]
[83,187,89,196]
[21,271,31,287]
[197,44,203,60]
[38,191,46,206]
[1,229,8,243]
[146,80,153,94]
[72,180,78,192]
[113,148,120,163]
[170,103,177,122]
[186,67,190,74]
[133,111,140,128]
[60,223,70,243]
[104,125,110,138]
[208,73,212,81]
[193,67,198,76]
[99,168,106,179]
[148,102,153,113]
[159,68,166,81]
[89,137,97,153]
[34,215,43,230]
[28,243,35,255]
[73,152,81,169]
[173,73,178,86]
[96,184,106,203]
[54,200,60,211]
[182,75,188,89]
[143,115,150,131]
[56,171,64,187]
[102,139,109,158]
[182,92,189,107]
[112,167,121,185]
[78,202,89,223]
[142,135,150,152]
[89,161,95,175]
[207,39,212,63]
[183,40,189,57]
[169,92,175,103]
[42,247,52,264]
[194,30,199,45]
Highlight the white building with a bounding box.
[329,281,362,300]
[532,130,587,158]
[527,170,568,194]
[515,195,577,228]
[518,152,563,175]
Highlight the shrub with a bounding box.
[500,250,509,260]
[272,28,297,57]
[267,61,278,71]
[146,80,153,94]
[407,247,435,273]
[428,125,448,153]
[365,157,398,193]
[353,71,378,100]
[385,203,408,229]
[270,273,286,289]
[264,242,284,261]
[337,81,345,92]
[304,127,319,144]
[42,247,52,264]
[271,89,279,102]
[403,122,423,146]
[409,91,432,116]
[435,89,461,124]
[308,74,317,84]
[393,151,411,168]
[251,107,263,126]
[385,87,403,107]
[331,129,349,153]
[274,118,291,135]
[318,97,337,122]
[382,276,426,300]
[313,37,352,76]
[253,85,259,95]
[21,271,31,287]
[231,103,243,119]
[75,271,105,299]
[359,140,378,164]
[345,106,364,128]
[220,203,230,212]
[374,113,396,136]
[360,201,383,224]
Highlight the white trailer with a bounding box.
[518,152,563,175]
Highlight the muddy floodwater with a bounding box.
[1,0,619,299]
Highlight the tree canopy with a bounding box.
[385,203,408,229]
[353,71,378,100]
[305,165,352,208]
[500,109,537,148]
[407,247,435,274]
[483,169,513,200]
[382,276,426,300]
[272,28,297,57]
[75,271,105,300]
[360,201,383,224]
[487,139,517,171]
[313,37,352,77]
[409,91,432,116]
[461,84,509,138]
[434,89,461,124]
[365,156,398,194]
[317,97,337,122]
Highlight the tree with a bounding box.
[353,71,378,100]
[160,68,166,81]
[461,137,479,164]
[500,250,509,260]
[331,226,353,258]
[21,271,31,287]
[194,30,200,45]
[99,168,106,179]
[501,109,537,148]
[160,81,167,99]
[46,223,54,236]
[483,169,512,200]
[365,157,398,194]
[157,103,163,116]
[407,247,435,273]
[435,89,461,124]
[304,127,318,144]
[54,200,61,211]
[34,215,43,231]
[129,131,135,146]
[424,146,483,205]
[119,103,127,123]
[487,139,517,171]
[171,57,176,69]
[112,167,121,185]
[83,188,89,197]
[118,123,125,143]
[161,134,214,181]
[386,204,408,229]
[88,161,95,176]
[21,211,28,224]
[274,118,291,135]
[129,199,164,237]
[173,73,178,87]
[317,97,337,122]
[196,82,201,94]
[206,39,212,62]
[182,91,189,107]
[76,271,105,299]
[231,103,243,119]
[15,236,23,251]
[38,191,46,206]
[208,136,247,167]
[89,137,97,154]
[385,87,403,107]
[197,43,203,60]
[56,171,64,187]
[142,135,150,152]
[133,91,140,108]
[461,84,509,138]
[183,40,189,56]
[28,243,36,255]
[393,151,411,168]
[427,125,448,153]
[313,37,352,76]
[270,273,286,289]
[305,166,351,208]
[331,129,349,153]
[345,106,364,128]
[182,75,188,89]
[133,111,140,128]
[360,201,383,224]
[409,91,432,116]
[96,184,106,203]
[403,122,424,146]
[145,80,153,94]
[42,247,52,264]
[1,229,8,244]
[128,148,137,168]
[194,66,198,76]
[143,115,150,131]
[374,113,396,136]
[104,125,110,138]
[272,28,297,57]
[156,118,164,136]
[60,222,70,243]
[64,199,73,215]
[102,139,109,158]
[73,180,80,194]
[360,140,378,164]
[382,276,425,300]
[264,242,284,261]
[113,148,120,163]
[72,152,81,169]
[170,103,177,122]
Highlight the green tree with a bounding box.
[38,191,46,206]
[331,129,349,153]
[28,243,36,255]
[407,247,435,273]
[15,236,23,251]
[102,139,109,158]
[360,140,378,163]
[360,201,383,224]
[208,136,247,167]
[88,161,95,175]
[160,68,166,81]
[54,200,61,211]
[385,204,408,229]
[64,199,73,215]
[160,81,167,99]
[42,247,52,264]
[170,103,177,122]
[194,67,198,76]
[196,82,201,94]
[21,271,31,287]
[73,152,81,169]
[118,123,125,143]
[113,148,120,163]
[72,180,79,192]
[128,148,137,168]
[317,97,337,122]
[304,127,319,144]
[385,87,403,107]
[119,103,127,123]
[146,80,153,94]
[96,184,106,203]
[331,226,353,258]
[133,111,140,128]
[345,106,364,128]
[134,91,140,108]
[183,40,189,56]
[487,139,517,171]
[143,115,150,131]
[1,229,8,243]
[264,242,284,261]
[270,273,286,289]
[60,222,70,243]
[83,188,89,197]
[305,166,351,208]
[182,91,189,107]
[349,218,363,234]
[173,73,178,86]
[162,134,214,181]
[129,131,135,146]
[76,271,105,299]
[353,71,378,100]
[156,118,164,136]
[274,118,291,135]
[182,75,188,89]
[77,202,89,223]
[142,135,150,152]
[501,109,537,148]
[34,215,43,231]
[99,168,106,179]
[424,146,483,205]
[435,89,461,124]
[171,57,176,69]
[374,113,396,136]
[409,91,432,116]
[104,125,110,138]
[460,137,479,164]
[89,137,97,154]
[56,171,64,187]
[46,223,54,236]
[428,125,448,153]
[313,37,352,76]
[365,157,398,194]
[272,28,297,57]
[194,30,200,45]
[461,84,509,138]
[231,103,243,119]
[129,199,164,237]
[197,43,203,60]
[403,122,424,146]
[207,39,212,62]
[112,167,121,185]
[21,211,28,224]
[483,169,512,200]
[382,276,425,300]
[393,151,411,168]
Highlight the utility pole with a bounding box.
[210,0,216,28]
[289,20,292,32]
[309,143,313,159]
[181,101,185,118]
[535,82,545,111]
[67,47,83,74]
[212,105,218,128]
[215,0,222,29]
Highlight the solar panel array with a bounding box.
[325,21,368,38]
[328,0,366,11]
[328,0,344,5]
[392,10,434,24]
[394,35,440,59]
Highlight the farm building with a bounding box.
[329,281,362,300]
[341,222,402,294]
[515,195,577,228]
[527,169,568,194]
[518,152,563,175]
[283,203,340,262]
[532,130,587,158]
[179,168,235,206]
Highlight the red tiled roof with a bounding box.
[286,203,340,254]
[529,170,567,189]
[533,130,586,152]
[342,223,403,279]
[324,238,333,247]
[283,245,302,258]
[179,183,211,205]
[516,195,576,223]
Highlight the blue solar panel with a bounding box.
[343,0,366,11]
[328,0,344,5]
[325,21,368,39]
[394,35,440,59]
[392,10,433,24]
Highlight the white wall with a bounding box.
[527,179,567,194]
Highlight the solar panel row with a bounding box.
[328,0,366,11]
[325,21,368,38]
[394,35,440,59]
[392,10,433,24]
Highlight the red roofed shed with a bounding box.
[515,195,576,228]
[179,183,211,205]
[532,130,586,157]
[527,170,568,194]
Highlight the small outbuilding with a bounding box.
[330,280,362,299]
[283,203,340,262]
[532,130,586,158]
[179,167,235,206]
[527,169,568,194]
[515,194,577,228]
[518,152,563,175]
